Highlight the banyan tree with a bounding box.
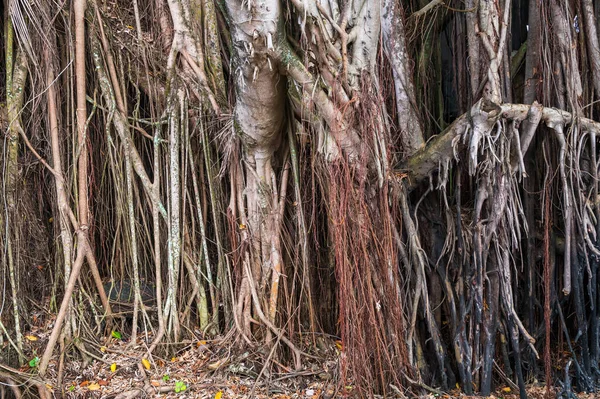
[2,0,600,397]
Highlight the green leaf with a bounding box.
[29,357,40,368]
[174,381,187,393]
[111,331,122,340]
[162,374,170,382]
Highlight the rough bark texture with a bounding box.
[381,0,424,155]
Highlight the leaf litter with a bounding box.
[14,318,600,399]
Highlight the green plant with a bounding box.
[174,380,187,393]
[28,357,40,368]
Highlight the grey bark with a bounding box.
[381,0,425,155]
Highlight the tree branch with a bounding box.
[400,101,600,190]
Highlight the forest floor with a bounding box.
[9,315,598,399]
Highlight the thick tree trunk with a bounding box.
[225,0,286,337]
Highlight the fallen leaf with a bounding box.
[501,387,511,393]
[98,380,109,386]
[151,380,161,387]
[87,383,100,391]
[142,358,151,370]
[197,340,207,347]
[100,346,107,353]
[334,340,343,350]
[171,357,177,362]
[80,380,90,387]
[110,363,117,372]
[207,358,228,370]
[215,390,223,399]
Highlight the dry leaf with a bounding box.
[110,363,117,372]
[100,346,107,353]
[171,357,177,362]
[141,358,151,370]
[25,335,38,341]
[151,380,161,387]
[207,358,228,370]
[215,390,223,399]
[197,340,207,347]
[87,383,100,391]
[501,387,511,393]
[98,380,109,386]
[80,381,90,387]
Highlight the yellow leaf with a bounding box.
[48,217,53,223]
[335,340,343,350]
[87,383,100,391]
[455,383,460,389]
[45,384,53,390]
[110,363,117,372]
[171,357,177,362]
[239,224,246,230]
[208,358,228,370]
[25,335,38,341]
[100,346,107,353]
[197,340,207,347]
[501,387,511,393]
[215,391,223,399]
[141,358,151,370]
